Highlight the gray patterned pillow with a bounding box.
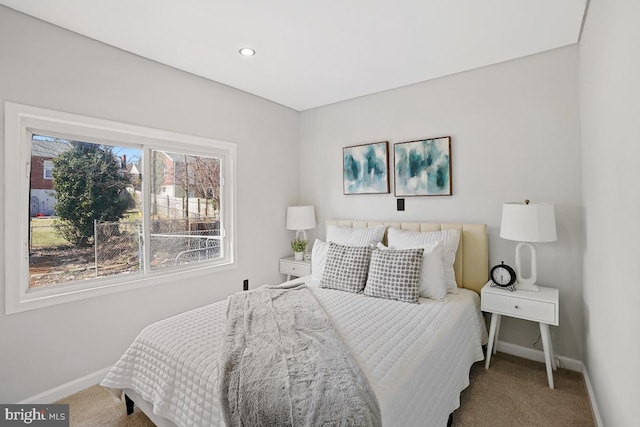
[320,242,373,293]
[364,247,424,303]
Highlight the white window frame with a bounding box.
[4,102,237,314]
[43,160,54,179]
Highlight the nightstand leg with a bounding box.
[540,323,555,389]
[286,274,291,281]
[493,315,501,354]
[548,332,557,370]
[485,313,500,369]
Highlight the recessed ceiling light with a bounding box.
[239,48,255,56]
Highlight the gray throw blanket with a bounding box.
[219,283,382,427]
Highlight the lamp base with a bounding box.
[514,242,540,292]
[295,229,308,242]
[515,281,540,292]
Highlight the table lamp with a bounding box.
[500,200,557,291]
[286,205,316,243]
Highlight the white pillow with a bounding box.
[311,239,329,281]
[387,227,460,294]
[326,224,385,246]
[377,242,447,301]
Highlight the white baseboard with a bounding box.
[582,366,604,427]
[18,366,112,404]
[496,340,583,372]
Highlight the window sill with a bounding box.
[6,260,236,315]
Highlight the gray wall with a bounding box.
[300,46,583,360]
[580,0,640,425]
[0,6,299,402]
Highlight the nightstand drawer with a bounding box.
[279,259,311,276]
[482,292,556,324]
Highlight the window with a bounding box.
[43,160,53,179]
[5,102,237,313]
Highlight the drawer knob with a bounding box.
[514,305,519,309]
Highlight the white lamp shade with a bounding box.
[286,206,316,231]
[500,202,557,243]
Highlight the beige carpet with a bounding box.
[454,353,594,427]
[56,352,594,426]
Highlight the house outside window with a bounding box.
[4,102,237,314]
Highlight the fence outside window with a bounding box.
[94,218,221,277]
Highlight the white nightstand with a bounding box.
[481,281,559,389]
[279,256,311,281]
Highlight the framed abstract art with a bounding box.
[394,136,452,196]
[343,141,390,195]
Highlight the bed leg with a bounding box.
[447,413,453,427]
[125,394,134,415]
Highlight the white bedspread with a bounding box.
[101,277,487,427]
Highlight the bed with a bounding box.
[101,220,489,426]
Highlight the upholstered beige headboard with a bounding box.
[326,220,489,294]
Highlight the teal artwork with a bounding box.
[394,137,452,196]
[343,141,389,194]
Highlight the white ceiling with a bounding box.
[0,0,587,111]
